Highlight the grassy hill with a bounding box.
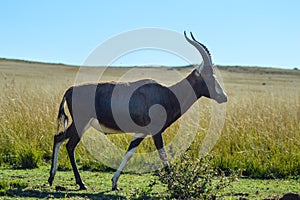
[0,58,300,199]
[0,58,300,177]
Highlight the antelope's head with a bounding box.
[184,31,227,103]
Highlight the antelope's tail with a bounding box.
[57,89,71,133]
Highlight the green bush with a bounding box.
[16,148,41,169]
[0,180,28,196]
[128,180,157,199]
[0,180,8,196]
[9,180,28,189]
[0,141,18,166]
[159,152,238,199]
[80,158,112,172]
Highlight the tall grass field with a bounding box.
[0,58,299,179]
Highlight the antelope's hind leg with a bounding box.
[48,129,70,186]
[66,122,87,190]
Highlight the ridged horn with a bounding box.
[184,31,212,73]
[190,32,212,64]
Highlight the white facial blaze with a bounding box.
[215,80,223,95]
[213,75,227,101]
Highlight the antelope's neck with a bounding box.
[168,70,202,115]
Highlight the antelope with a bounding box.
[48,31,228,190]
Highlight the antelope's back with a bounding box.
[93,80,180,133]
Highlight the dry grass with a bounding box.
[0,58,299,177]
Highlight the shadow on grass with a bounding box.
[5,188,163,200]
[5,189,124,200]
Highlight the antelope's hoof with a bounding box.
[112,186,121,191]
[48,177,54,186]
[79,184,88,190]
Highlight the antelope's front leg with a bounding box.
[111,133,145,190]
[152,133,170,171]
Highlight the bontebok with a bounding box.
[48,31,228,190]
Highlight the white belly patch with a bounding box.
[90,118,123,134]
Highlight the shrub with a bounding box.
[0,180,8,196]
[128,180,157,199]
[9,180,28,189]
[80,158,112,172]
[0,180,28,196]
[16,148,41,169]
[158,152,238,199]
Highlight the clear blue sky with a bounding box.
[0,0,299,69]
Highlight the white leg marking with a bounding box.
[132,133,146,140]
[158,147,167,160]
[158,147,169,166]
[51,142,63,175]
[112,133,145,189]
[112,147,137,186]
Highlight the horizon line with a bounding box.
[0,57,298,70]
